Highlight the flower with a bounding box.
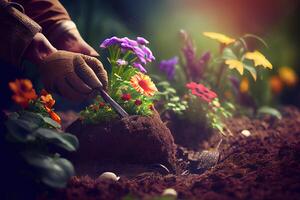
[9,79,38,108]
[203,32,235,45]
[180,30,211,81]
[186,82,217,103]
[225,59,244,75]
[45,106,61,124]
[159,56,178,80]
[116,59,128,66]
[244,51,272,69]
[132,62,147,73]
[121,93,131,101]
[130,72,158,96]
[99,102,105,107]
[137,37,149,45]
[100,36,155,73]
[269,75,283,94]
[278,66,298,87]
[134,99,142,106]
[40,89,55,109]
[239,78,249,93]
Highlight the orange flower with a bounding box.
[130,72,158,96]
[45,106,61,124]
[40,89,55,109]
[269,75,283,94]
[9,79,37,108]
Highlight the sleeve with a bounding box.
[0,0,42,67]
[14,0,72,37]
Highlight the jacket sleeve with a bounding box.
[14,0,72,37]
[0,0,42,68]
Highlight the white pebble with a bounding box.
[241,129,251,137]
[162,188,177,198]
[98,172,120,181]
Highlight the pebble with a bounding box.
[162,188,178,198]
[98,172,120,181]
[241,129,251,137]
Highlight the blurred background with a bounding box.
[58,0,300,107]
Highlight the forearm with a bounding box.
[0,0,42,67]
[14,0,71,36]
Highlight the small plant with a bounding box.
[156,30,274,135]
[80,36,158,123]
[4,79,78,188]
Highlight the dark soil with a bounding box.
[66,112,177,174]
[163,112,214,150]
[46,107,300,200]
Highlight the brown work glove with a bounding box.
[39,50,108,101]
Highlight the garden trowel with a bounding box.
[75,64,129,118]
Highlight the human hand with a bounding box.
[47,21,99,56]
[38,50,108,101]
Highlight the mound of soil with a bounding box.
[164,112,213,150]
[44,107,300,200]
[66,113,177,173]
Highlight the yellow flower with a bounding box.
[40,89,55,109]
[203,32,235,45]
[278,66,298,87]
[130,72,158,96]
[225,59,244,75]
[244,51,272,69]
[240,78,249,93]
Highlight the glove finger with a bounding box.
[55,76,87,102]
[65,72,93,94]
[74,56,103,89]
[82,55,108,90]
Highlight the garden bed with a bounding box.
[43,106,300,200]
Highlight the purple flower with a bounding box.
[159,56,178,80]
[141,46,155,62]
[116,59,128,66]
[100,36,124,48]
[100,36,155,73]
[137,37,149,45]
[181,30,210,81]
[133,62,147,73]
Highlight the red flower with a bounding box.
[99,102,105,108]
[186,82,217,103]
[134,99,142,106]
[121,93,131,101]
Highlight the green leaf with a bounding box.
[19,111,44,125]
[222,48,237,60]
[43,116,61,129]
[5,119,38,142]
[257,106,282,119]
[244,64,257,81]
[34,128,79,152]
[22,152,75,188]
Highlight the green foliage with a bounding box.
[156,81,188,115]
[4,111,78,188]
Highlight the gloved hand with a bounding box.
[47,21,99,56]
[38,50,108,101]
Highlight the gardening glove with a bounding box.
[39,50,108,101]
[47,20,99,56]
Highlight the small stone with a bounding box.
[162,188,177,198]
[241,129,251,137]
[98,172,120,181]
